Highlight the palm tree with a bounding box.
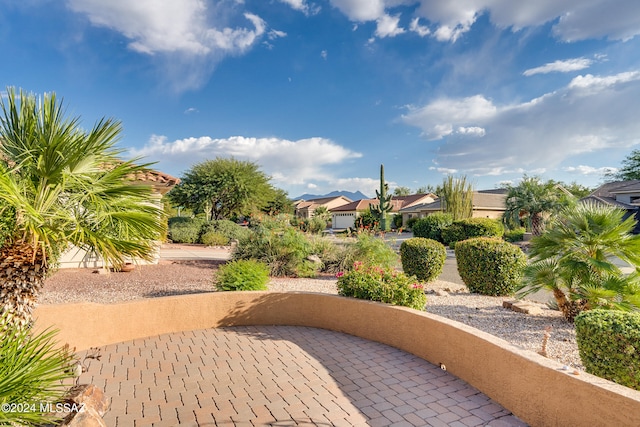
[517,202,640,322]
[0,88,165,328]
[503,176,566,235]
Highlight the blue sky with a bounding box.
[2,1,640,198]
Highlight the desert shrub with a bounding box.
[215,259,269,291]
[337,263,427,310]
[455,237,526,296]
[355,210,378,231]
[233,225,318,277]
[168,220,202,243]
[575,310,640,390]
[400,238,446,282]
[503,227,526,242]
[0,316,76,426]
[307,235,343,273]
[406,217,419,230]
[442,217,504,248]
[199,219,250,242]
[340,232,398,271]
[411,213,453,242]
[392,214,403,229]
[201,231,229,246]
[299,217,327,234]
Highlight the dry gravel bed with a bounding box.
[41,260,581,369]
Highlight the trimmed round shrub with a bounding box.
[201,231,230,246]
[455,237,526,296]
[575,310,640,390]
[168,221,202,243]
[400,238,446,282]
[442,217,504,248]
[215,259,269,291]
[411,213,453,242]
[336,263,427,310]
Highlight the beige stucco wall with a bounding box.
[471,209,504,219]
[34,292,640,427]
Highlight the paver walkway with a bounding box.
[79,326,527,426]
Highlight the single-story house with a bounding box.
[58,169,180,268]
[581,180,640,233]
[330,193,436,230]
[399,190,507,224]
[294,196,352,219]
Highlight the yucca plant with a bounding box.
[517,202,640,322]
[0,315,76,426]
[0,88,165,328]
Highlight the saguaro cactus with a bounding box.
[370,164,393,230]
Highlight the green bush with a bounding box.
[340,232,398,271]
[575,310,640,390]
[168,222,201,243]
[442,217,504,248]
[411,213,453,243]
[355,210,379,230]
[455,237,526,296]
[337,263,427,310]
[406,217,419,230]
[201,231,230,246]
[0,316,76,426]
[233,225,319,277]
[392,214,403,229]
[199,219,250,241]
[299,217,327,234]
[503,227,526,242]
[216,259,269,291]
[400,238,446,282]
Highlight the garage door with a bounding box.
[332,213,355,229]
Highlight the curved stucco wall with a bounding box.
[34,292,640,427]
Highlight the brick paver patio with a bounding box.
[78,325,527,426]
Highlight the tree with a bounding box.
[416,184,438,195]
[503,176,565,235]
[518,202,640,322]
[393,186,411,196]
[0,88,165,327]
[607,149,640,181]
[440,175,473,220]
[313,206,331,223]
[262,188,293,216]
[168,158,275,221]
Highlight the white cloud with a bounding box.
[456,126,486,137]
[402,95,497,139]
[564,165,618,176]
[320,50,328,60]
[375,14,404,38]
[65,0,269,91]
[409,18,430,37]
[523,58,593,76]
[277,0,320,16]
[129,135,362,189]
[183,107,199,114]
[402,70,640,176]
[329,1,640,43]
[429,166,458,174]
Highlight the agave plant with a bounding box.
[0,315,76,426]
[0,88,165,328]
[517,201,640,322]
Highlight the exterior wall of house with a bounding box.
[471,209,504,219]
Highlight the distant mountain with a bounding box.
[293,190,370,201]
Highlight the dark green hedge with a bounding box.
[442,217,504,248]
[575,310,640,390]
[400,237,446,282]
[411,213,453,243]
[455,237,526,296]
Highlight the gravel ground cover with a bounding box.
[41,259,582,369]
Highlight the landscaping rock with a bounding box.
[64,384,110,417]
[503,300,545,315]
[62,406,106,427]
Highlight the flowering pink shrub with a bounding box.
[336,263,427,310]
